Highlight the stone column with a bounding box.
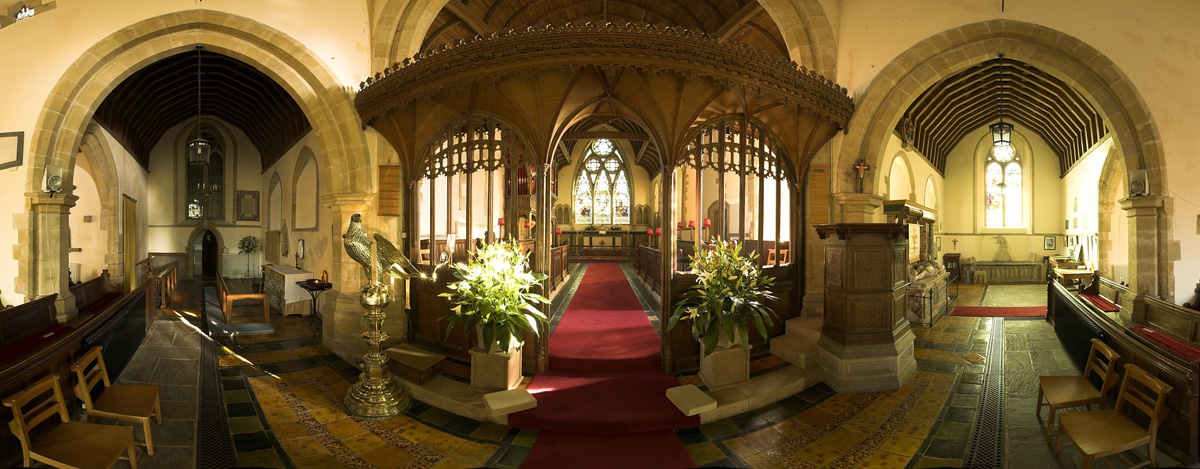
[832,192,883,223]
[1120,196,1166,298]
[814,223,915,393]
[24,192,79,322]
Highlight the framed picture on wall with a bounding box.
[0,132,23,170]
[1044,236,1056,250]
[237,191,260,221]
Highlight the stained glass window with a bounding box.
[574,139,631,226]
[984,145,1022,228]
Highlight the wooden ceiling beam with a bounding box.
[444,0,495,35]
[715,1,760,38]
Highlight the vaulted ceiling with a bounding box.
[555,118,662,175]
[899,58,1107,176]
[93,49,310,171]
[421,0,788,58]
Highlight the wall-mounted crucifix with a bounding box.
[853,159,871,193]
[952,238,958,250]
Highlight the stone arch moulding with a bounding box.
[887,152,915,202]
[292,146,321,231]
[1096,142,1124,282]
[19,9,370,299]
[840,20,1163,200]
[78,124,124,280]
[376,0,840,78]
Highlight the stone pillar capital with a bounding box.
[1119,195,1165,215]
[25,192,79,212]
[322,192,374,213]
[831,192,883,223]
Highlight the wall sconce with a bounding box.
[703,218,711,227]
[688,220,696,229]
[498,217,505,226]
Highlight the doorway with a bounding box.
[202,230,218,277]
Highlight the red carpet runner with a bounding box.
[508,263,699,468]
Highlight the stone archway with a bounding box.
[78,124,124,281]
[17,10,371,306]
[839,20,1164,198]
[837,19,1171,297]
[185,225,225,279]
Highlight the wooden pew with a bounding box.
[1080,272,1131,312]
[1048,281,1200,466]
[0,283,153,467]
[216,269,268,323]
[70,270,122,315]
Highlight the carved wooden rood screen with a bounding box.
[355,22,854,372]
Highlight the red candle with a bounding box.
[646,228,653,235]
[677,221,684,228]
[655,227,662,235]
[688,220,696,228]
[523,221,531,228]
[555,228,563,234]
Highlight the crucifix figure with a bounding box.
[853,159,871,193]
[952,238,959,250]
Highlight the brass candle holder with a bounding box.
[344,282,409,418]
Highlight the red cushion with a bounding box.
[1082,293,1119,312]
[0,324,71,367]
[82,292,122,313]
[1132,326,1200,361]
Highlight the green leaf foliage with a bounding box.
[440,237,552,353]
[666,237,780,356]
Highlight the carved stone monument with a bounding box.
[814,223,916,393]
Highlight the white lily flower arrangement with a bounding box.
[440,238,551,352]
[667,237,779,356]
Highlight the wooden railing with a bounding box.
[153,262,178,309]
[550,245,569,287]
[1048,280,1200,465]
[0,281,153,467]
[634,246,662,293]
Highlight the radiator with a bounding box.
[83,291,147,379]
[1111,264,1129,284]
[1051,284,1106,373]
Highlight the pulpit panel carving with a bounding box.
[852,250,887,290]
[852,301,888,333]
[893,248,906,288]
[827,250,843,287]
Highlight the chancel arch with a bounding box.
[17,9,370,307]
[839,19,1170,297]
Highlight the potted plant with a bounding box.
[440,238,551,390]
[238,235,259,278]
[668,238,778,389]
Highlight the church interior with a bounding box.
[0,1,1198,468]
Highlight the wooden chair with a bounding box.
[1054,363,1174,469]
[71,345,162,455]
[1037,338,1121,441]
[3,373,138,468]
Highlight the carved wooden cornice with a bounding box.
[355,22,853,129]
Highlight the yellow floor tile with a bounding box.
[773,416,816,438]
[323,417,366,439]
[422,432,468,455]
[340,431,387,454]
[291,454,345,469]
[878,433,924,457]
[793,441,845,466]
[280,437,330,460]
[742,452,788,469]
[449,440,500,466]
[392,420,439,444]
[361,445,415,469]
[262,405,298,425]
[744,427,786,452]
[272,421,311,440]
[719,436,760,459]
[823,427,866,451]
[685,442,726,466]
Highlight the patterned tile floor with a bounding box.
[115,275,1187,468]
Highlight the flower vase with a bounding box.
[699,326,751,391]
[470,328,523,392]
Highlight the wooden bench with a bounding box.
[70,270,122,315]
[1133,293,1200,345]
[1081,272,1130,312]
[216,270,268,324]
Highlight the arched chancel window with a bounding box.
[574,139,631,226]
[985,144,1021,228]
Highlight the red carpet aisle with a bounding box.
[508,263,699,468]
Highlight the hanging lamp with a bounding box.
[187,45,212,166]
[989,54,1015,162]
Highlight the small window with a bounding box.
[984,145,1021,228]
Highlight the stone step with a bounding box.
[785,316,823,342]
[769,335,819,369]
